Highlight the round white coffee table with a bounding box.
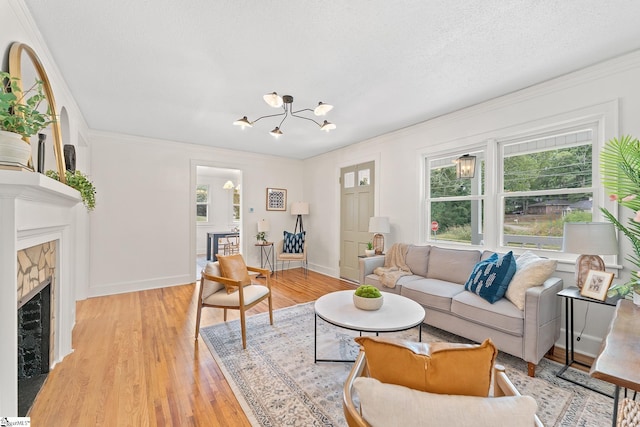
[314,290,425,362]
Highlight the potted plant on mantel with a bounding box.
[45,169,96,212]
[0,71,54,167]
[600,135,640,303]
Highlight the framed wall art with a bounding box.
[266,188,287,211]
[580,270,614,301]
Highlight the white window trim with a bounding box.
[420,100,621,272]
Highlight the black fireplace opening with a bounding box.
[17,277,51,417]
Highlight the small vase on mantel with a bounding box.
[0,130,31,168]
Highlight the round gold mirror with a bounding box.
[8,42,66,183]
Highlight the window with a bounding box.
[426,151,485,244]
[425,124,596,252]
[232,187,240,222]
[196,184,208,222]
[501,127,593,250]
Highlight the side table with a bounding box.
[556,286,620,396]
[255,242,274,275]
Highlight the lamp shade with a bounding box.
[562,222,618,255]
[223,180,235,190]
[257,219,270,233]
[291,201,310,216]
[368,217,390,234]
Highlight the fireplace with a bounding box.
[17,277,51,417]
[1,171,82,416]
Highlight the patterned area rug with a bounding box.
[200,302,616,426]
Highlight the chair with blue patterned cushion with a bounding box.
[275,231,308,278]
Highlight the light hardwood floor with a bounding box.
[28,267,582,425]
[29,268,356,426]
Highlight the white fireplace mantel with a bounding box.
[0,170,82,416]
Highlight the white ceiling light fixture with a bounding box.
[233,92,336,137]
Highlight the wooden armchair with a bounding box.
[195,255,273,349]
[343,350,543,427]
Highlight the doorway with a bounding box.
[339,161,375,282]
[195,166,242,277]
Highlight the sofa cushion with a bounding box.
[354,336,497,397]
[401,278,465,312]
[366,273,423,295]
[451,291,524,336]
[464,252,517,304]
[505,251,557,310]
[354,377,538,427]
[427,247,481,284]
[404,245,431,277]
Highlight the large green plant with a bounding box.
[0,71,54,137]
[46,169,96,211]
[600,135,640,297]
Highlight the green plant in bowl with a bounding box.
[355,285,382,298]
[366,241,373,250]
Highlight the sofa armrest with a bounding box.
[358,256,385,284]
[523,277,563,365]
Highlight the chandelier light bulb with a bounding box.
[320,120,336,132]
[233,116,253,128]
[314,102,333,116]
[270,127,283,137]
[263,92,283,108]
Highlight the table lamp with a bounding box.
[562,222,618,289]
[291,201,309,234]
[369,216,390,255]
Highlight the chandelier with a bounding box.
[233,92,336,137]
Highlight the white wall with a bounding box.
[86,131,304,297]
[303,50,640,357]
[1,0,92,303]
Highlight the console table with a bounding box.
[590,299,640,426]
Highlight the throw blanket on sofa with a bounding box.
[373,243,412,288]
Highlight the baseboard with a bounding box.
[87,274,193,298]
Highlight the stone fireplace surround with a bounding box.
[0,171,82,416]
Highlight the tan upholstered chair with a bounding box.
[275,239,308,278]
[194,255,273,349]
[343,344,543,427]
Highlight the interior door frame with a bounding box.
[189,159,244,283]
[335,154,380,279]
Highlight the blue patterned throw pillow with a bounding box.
[464,251,516,304]
[283,231,305,254]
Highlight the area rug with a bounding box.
[200,302,616,426]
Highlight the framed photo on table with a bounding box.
[580,270,614,301]
[266,188,287,211]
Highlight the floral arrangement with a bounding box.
[600,135,640,297]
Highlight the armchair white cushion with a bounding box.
[354,377,538,427]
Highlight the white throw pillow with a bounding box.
[202,262,225,298]
[505,251,557,310]
[353,377,537,427]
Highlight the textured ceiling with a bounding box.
[23,0,640,159]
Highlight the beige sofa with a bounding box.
[358,245,562,376]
